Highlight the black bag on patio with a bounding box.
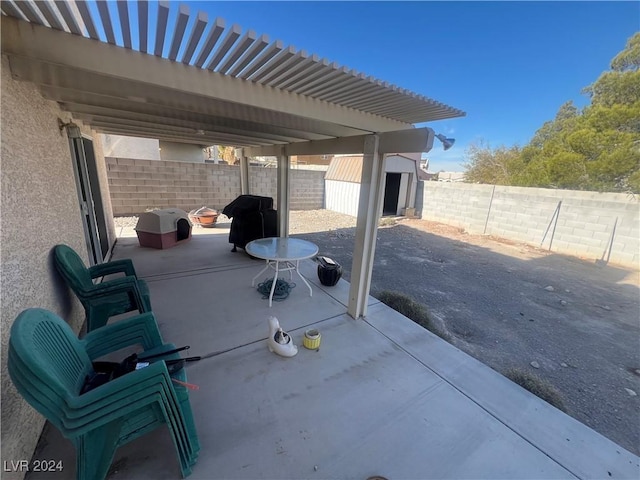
[80,346,196,394]
[222,195,277,252]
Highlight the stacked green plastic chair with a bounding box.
[54,244,152,332]
[8,308,199,479]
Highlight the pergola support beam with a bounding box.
[245,127,435,157]
[348,135,385,319]
[237,148,250,195]
[276,147,290,237]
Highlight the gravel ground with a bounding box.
[289,209,358,233]
[114,215,141,229]
[115,209,640,454]
[296,211,640,456]
[114,210,359,232]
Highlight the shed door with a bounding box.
[383,172,402,216]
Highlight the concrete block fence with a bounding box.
[106,157,325,215]
[421,183,639,268]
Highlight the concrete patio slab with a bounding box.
[113,224,246,279]
[110,315,579,480]
[364,303,640,479]
[26,231,640,480]
[146,262,347,354]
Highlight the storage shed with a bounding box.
[325,153,426,217]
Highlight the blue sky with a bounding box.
[90,1,639,172]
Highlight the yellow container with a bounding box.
[303,329,322,350]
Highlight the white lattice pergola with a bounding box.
[1,0,465,318]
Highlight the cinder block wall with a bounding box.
[421,183,639,268]
[421,182,494,232]
[247,165,276,201]
[289,169,326,210]
[106,158,324,214]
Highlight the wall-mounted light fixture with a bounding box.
[435,133,455,151]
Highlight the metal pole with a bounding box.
[600,217,618,265]
[540,200,562,249]
[548,200,562,251]
[483,185,496,235]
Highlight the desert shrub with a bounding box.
[505,368,566,412]
[377,291,449,340]
[379,217,397,227]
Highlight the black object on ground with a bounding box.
[222,195,277,252]
[317,256,342,286]
[82,345,201,394]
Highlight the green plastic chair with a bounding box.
[8,308,199,479]
[54,244,152,332]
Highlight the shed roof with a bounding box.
[325,153,426,184]
[325,156,364,183]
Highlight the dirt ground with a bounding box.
[288,210,640,456]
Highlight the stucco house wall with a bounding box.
[159,141,206,163]
[1,55,115,476]
[102,133,161,160]
[101,134,206,163]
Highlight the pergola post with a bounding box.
[348,134,385,319]
[237,148,250,195]
[276,147,290,237]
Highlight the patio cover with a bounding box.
[0,0,466,318]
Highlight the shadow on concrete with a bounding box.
[295,222,640,456]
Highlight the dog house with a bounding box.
[135,209,192,249]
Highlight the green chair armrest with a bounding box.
[89,259,137,279]
[81,313,164,360]
[86,277,147,312]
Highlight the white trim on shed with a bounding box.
[325,153,424,217]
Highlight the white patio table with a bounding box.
[246,237,319,307]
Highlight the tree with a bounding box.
[584,33,640,107]
[217,145,236,163]
[463,141,523,185]
[464,33,640,193]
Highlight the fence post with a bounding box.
[597,217,618,265]
[483,185,496,235]
[540,200,562,251]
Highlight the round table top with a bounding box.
[245,237,319,261]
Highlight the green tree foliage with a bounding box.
[463,142,523,185]
[464,33,640,192]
